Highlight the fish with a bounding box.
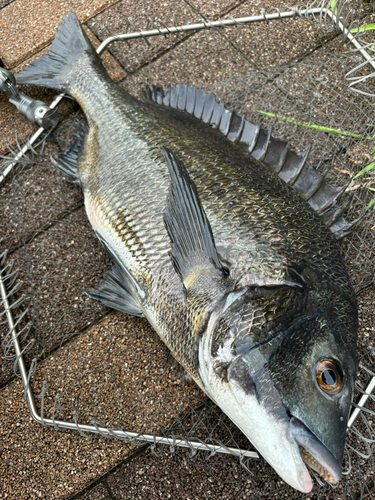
[16,12,358,493]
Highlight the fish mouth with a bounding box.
[290,417,342,485]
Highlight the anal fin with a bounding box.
[51,122,88,186]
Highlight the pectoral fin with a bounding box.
[162,146,229,295]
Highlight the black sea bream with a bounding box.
[17,12,358,492]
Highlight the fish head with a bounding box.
[198,284,357,493]
[261,305,357,485]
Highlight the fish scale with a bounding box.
[78,75,355,404]
[16,13,358,493]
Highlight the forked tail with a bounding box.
[16,12,104,94]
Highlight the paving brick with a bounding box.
[185,0,244,20]
[87,0,198,74]
[78,482,112,499]
[0,125,108,386]
[106,449,260,499]
[119,6,335,102]
[212,0,336,70]
[0,87,60,156]
[0,375,134,500]
[173,1,336,72]
[105,447,357,500]
[0,311,204,499]
[0,0,121,69]
[0,0,14,8]
[0,207,111,386]
[121,28,246,97]
[0,141,83,251]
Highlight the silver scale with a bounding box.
[0,1,374,462]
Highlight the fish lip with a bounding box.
[289,416,342,485]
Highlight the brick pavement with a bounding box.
[0,0,374,499]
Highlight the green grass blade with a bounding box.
[330,0,338,15]
[366,197,375,211]
[353,161,375,179]
[256,111,375,140]
[351,23,375,34]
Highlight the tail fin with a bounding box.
[16,12,103,93]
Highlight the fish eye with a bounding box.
[315,359,343,394]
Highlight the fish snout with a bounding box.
[289,416,342,485]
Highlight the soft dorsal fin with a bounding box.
[143,85,354,240]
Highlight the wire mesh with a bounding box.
[1,1,375,498]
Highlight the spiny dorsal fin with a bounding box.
[143,84,353,240]
[51,122,88,186]
[161,146,230,294]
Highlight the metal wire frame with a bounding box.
[0,253,257,458]
[0,1,375,460]
[1,250,374,460]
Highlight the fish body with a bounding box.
[17,13,358,492]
